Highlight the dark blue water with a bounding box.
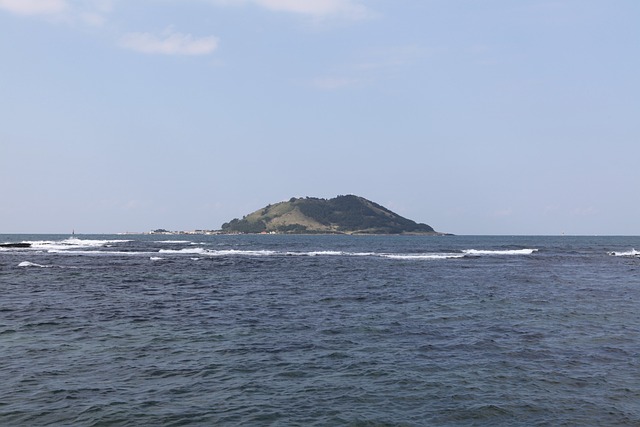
[1,234,639,426]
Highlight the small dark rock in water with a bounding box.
[0,243,31,248]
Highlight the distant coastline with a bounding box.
[118,195,450,236]
[119,229,226,236]
[119,229,451,236]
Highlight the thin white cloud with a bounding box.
[120,29,219,56]
[76,0,113,27]
[0,0,67,15]
[210,0,370,19]
[79,11,106,26]
[311,45,434,91]
[254,0,368,18]
[312,76,365,90]
[0,0,113,27]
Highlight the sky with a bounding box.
[1,0,639,235]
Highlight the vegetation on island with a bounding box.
[221,195,440,235]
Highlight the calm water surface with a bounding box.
[1,234,639,426]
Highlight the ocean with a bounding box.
[1,234,639,426]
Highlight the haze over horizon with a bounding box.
[1,1,638,235]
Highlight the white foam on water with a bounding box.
[332,251,376,257]
[61,237,131,247]
[608,248,639,257]
[150,257,164,261]
[21,240,66,251]
[304,250,345,256]
[195,249,464,260]
[283,251,378,257]
[381,253,466,260]
[46,249,151,256]
[10,240,536,261]
[463,248,538,256]
[26,238,131,251]
[18,261,50,268]
[158,248,207,255]
[203,249,278,257]
[157,248,279,257]
[293,250,371,257]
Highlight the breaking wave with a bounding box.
[463,248,538,256]
[27,238,131,252]
[4,237,540,262]
[204,249,279,257]
[608,249,639,257]
[292,251,375,257]
[18,261,51,268]
[382,253,466,260]
[159,249,533,260]
[158,248,207,255]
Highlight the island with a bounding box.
[221,195,445,235]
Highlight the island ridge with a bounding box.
[221,195,444,235]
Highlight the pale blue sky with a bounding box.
[1,0,638,235]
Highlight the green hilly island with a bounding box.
[221,195,442,235]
